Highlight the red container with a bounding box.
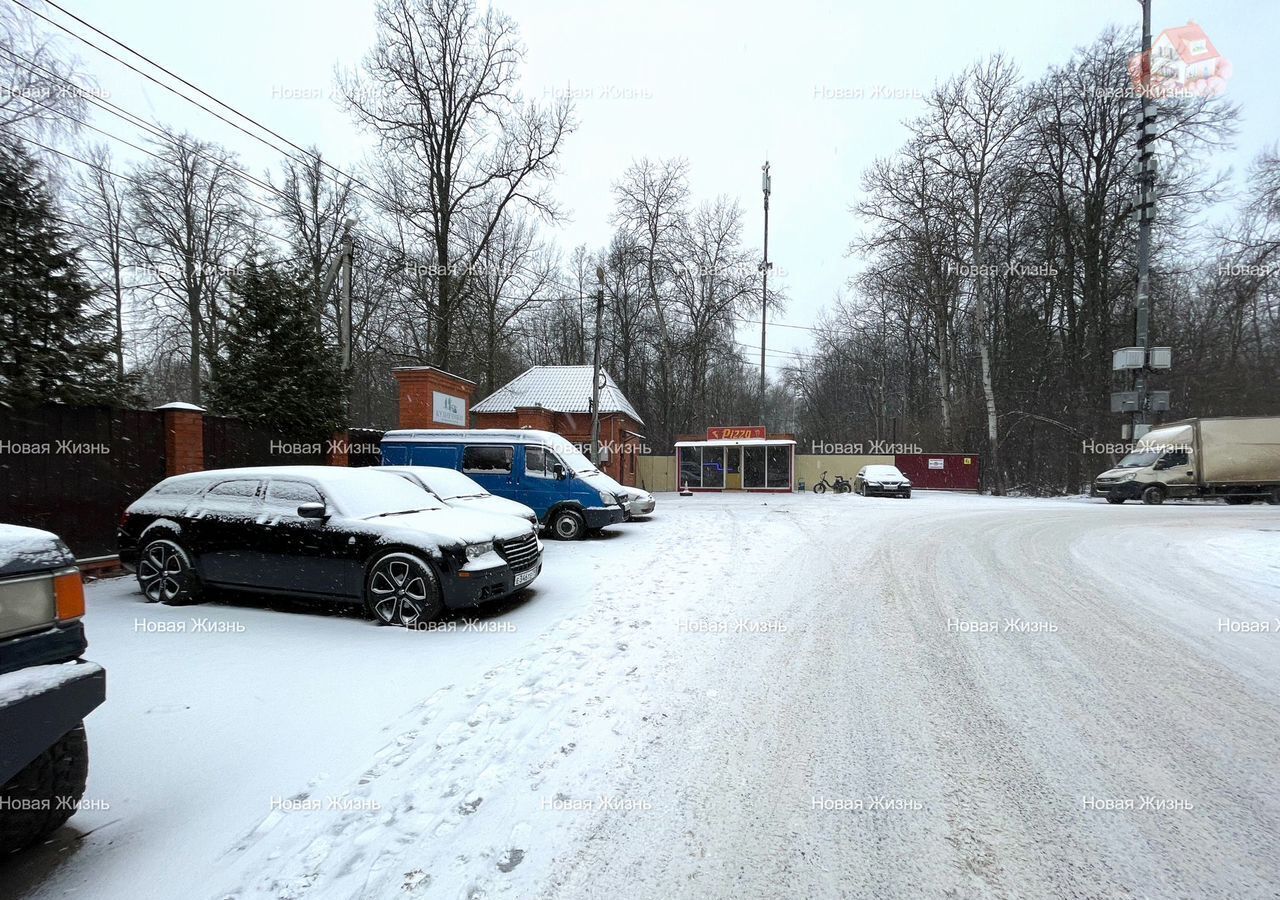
[894,453,981,492]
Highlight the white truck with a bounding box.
[1093,416,1280,505]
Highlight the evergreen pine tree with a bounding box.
[207,255,346,434]
[0,141,131,408]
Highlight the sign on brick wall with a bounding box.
[432,391,467,426]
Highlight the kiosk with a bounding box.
[675,427,795,492]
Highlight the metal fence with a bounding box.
[202,416,330,470]
[347,428,385,467]
[0,405,168,558]
[1,406,388,559]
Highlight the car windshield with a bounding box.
[865,466,905,479]
[407,467,490,500]
[1116,449,1161,468]
[321,471,446,518]
[538,439,598,476]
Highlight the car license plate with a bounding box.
[514,568,536,586]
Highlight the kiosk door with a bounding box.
[742,446,767,488]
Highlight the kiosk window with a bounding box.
[678,446,701,488]
[767,446,791,488]
[463,445,514,473]
[702,447,725,488]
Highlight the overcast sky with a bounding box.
[63,0,1280,366]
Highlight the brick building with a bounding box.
[470,366,645,486]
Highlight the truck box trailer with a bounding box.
[1092,416,1280,505]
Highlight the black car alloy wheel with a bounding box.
[367,552,441,626]
[138,538,198,604]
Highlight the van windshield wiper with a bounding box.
[367,508,436,518]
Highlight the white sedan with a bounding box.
[376,465,540,527]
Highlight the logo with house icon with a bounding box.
[1130,20,1232,98]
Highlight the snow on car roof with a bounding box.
[864,465,905,476]
[161,466,441,518]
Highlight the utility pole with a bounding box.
[590,265,606,467]
[319,217,356,418]
[1111,0,1170,437]
[759,161,773,423]
[1133,0,1155,436]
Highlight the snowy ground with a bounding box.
[4,491,1280,899]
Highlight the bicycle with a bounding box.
[812,471,852,494]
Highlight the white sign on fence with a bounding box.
[928,458,945,470]
[432,391,466,426]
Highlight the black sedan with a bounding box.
[117,466,542,627]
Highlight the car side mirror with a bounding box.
[1153,459,1170,471]
[297,502,328,519]
[553,463,565,480]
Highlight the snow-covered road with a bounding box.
[4,491,1279,899]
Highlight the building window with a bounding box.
[743,446,766,488]
[463,445,513,474]
[678,446,701,488]
[767,445,791,488]
[702,447,725,488]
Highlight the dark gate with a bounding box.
[895,452,982,492]
[0,405,168,558]
[202,416,329,470]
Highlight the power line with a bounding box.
[9,0,833,343]
[6,0,604,300]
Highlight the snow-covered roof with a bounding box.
[472,366,643,424]
[674,438,796,447]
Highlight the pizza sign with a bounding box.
[706,426,767,440]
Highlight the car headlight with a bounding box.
[1116,472,1136,482]
[465,541,494,560]
[527,514,538,526]
[599,491,616,505]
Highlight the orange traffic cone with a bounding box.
[679,480,693,497]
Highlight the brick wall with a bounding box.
[392,366,476,429]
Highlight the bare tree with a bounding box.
[612,157,690,440]
[921,54,1033,493]
[127,130,248,403]
[0,3,87,139]
[340,0,574,368]
[271,150,356,336]
[69,143,127,378]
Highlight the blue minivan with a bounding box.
[380,429,626,540]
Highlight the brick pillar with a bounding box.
[156,402,205,476]
[327,431,349,467]
[391,366,477,429]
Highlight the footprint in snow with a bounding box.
[497,848,525,873]
[402,868,430,892]
[458,795,483,815]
